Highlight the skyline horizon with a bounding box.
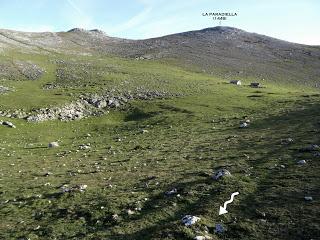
[1,25,318,46]
[0,0,319,45]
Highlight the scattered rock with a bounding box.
[195,236,206,240]
[1,121,16,128]
[304,196,313,201]
[297,160,307,165]
[181,215,201,226]
[165,188,178,196]
[127,209,135,215]
[15,61,44,80]
[213,169,231,180]
[27,100,92,122]
[60,184,87,193]
[214,223,225,234]
[239,122,248,128]
[7,88,180,122]
[79,144,91,150]
[299,144,320,152]
[44,172,53,177]
[314,152,320,157]
[281,138,294,145]
[112,214,119,221]
[48,142,59,148]
[0,109,26,119]
[259,219,267,224]
[255,210,266,218]
[94,100,107,109]
[250,82,261,88]
[108,99,120,108]
[34,225,41,230]
[61,185,71,193]
[141,129,149,134]
[0,85,11,94]
[229,80,241,85]
[194,236,212,240]
[77,184,87,192]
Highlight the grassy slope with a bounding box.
[0,52,319,239]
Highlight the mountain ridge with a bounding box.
[0,26,317,47]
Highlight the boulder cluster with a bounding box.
[15,61,44,80]
[0,87,177,122]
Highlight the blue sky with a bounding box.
[0,0,319,45]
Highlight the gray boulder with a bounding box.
[181,215,200,226]
[48,142,59,148]
[213,169,231,180]
[108,99,120,108]
[299,144,320,152]
[2,121,16,128]
[304,196,313,201]
[297,160,307,165]
[214,223,225,233]
[94,100,107,108]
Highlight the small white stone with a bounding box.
[78,184,87,192]
[297,160,307,165]
[34,225,41,230]
[165,188,178,196]
[239,122,248,128]
[304,196,313,201]
[194,236,205,240]
[127,209,135,215]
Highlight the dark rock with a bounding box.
[2,121,16,128]
[299,144,320,152]
[213,169,231,180]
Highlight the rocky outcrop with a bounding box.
[24,89,177,122]
[0,61,44,81]
[26,100,98,122]
[15,61,44,80]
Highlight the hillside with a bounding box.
[1,26,320,87]
[0,27,319,240]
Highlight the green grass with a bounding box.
[0,52,320,239]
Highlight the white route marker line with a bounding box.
[219,192,239,215]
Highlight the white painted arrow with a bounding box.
[219,192,239,215]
